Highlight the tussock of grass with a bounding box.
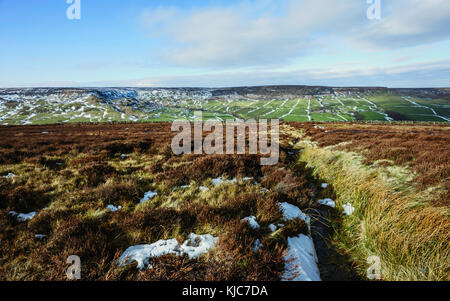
[284,124,450,280]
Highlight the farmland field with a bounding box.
[0,122,448,281]
[1,87,449,125]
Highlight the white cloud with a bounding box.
[139,0,450,70]
[83,59,450,88]
[353,0,450,49]
[4,59,448,88]
[140,0,363,68]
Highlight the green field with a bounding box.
[1,93,449,125]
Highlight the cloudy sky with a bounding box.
[0,0,449,88]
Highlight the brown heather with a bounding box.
[0,122,448,280]
[0,123,307,280]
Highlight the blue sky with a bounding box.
[0,0,449,88]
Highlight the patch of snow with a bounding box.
[41,132,49,134]
[280,99,300,119]
[199,186,210,192]
[402,96,450,122]
[253,239,262,252]
[242,216,260,229]
[262,99,276,108]
[35,234,47,240]
[9,211,36,222]
[259,188,269,194]
[343,203,355,216]
[107,205,122,212]
[3,173,16,179]
[180,185,191,189]
[282,234,321,281]
[118,233,218,269]
[318,198,335,208]
[119,239,178,269]
[211,177,238,187]
[321,183,328,189]
[279,202,311,230]
[140,190,158,203]
[269,224,277,232]
[181,234,218,259]
[336,113,347,121]
[211,178,224,186]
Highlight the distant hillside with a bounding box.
[0,86,449,124]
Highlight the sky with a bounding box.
[0,0,449,88]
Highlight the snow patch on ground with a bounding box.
[211,177,253,187]
[140,191,158,203]
[321,183,328,188]
[253,239,262,252]
[211,178,223,186]
[242,216,260,229]
[9,211,36,222]
[336,113,347,121]
[318,198,335,208]
[402,96,450,122]
[3,173,16,179]
[268,224,277,232]
[343,203,355,216]
[259,188,270,194]
[107,205,122,212]
[279,202,311,230]
[280,99,300,119]
[118,233,218,269]
[282,234,321,281]
[278,203,321,281]
[211,177,237,186]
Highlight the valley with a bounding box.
[1,86,449,125]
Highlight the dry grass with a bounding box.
[295,122,450,205]
[1,122,448,281]
[283,123,449,280]
[0,123,307,281]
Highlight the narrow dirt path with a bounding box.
[306,206,362,281]
[287,150,362,281]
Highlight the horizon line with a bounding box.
[1,85,449,90]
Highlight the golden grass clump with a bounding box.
[284,124,449,281]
